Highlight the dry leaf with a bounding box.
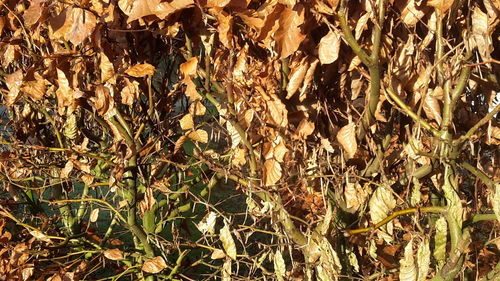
[336,122,357,159]
[220,221,237,260]
[125,63,156,77]
[5,69,23,106]
[471,7,493,63]
[295,118,315,140]
[286,57,309,99]
[142,256,167,273]
[90,208,99,223]
[263,158,282,186]
[423,93,442,125]
[318,30,341,65]
[211,248,226,259]
[174,135,187,154]
[180,57,198,76]
[275,5,306,59]
[103,249,124,261]
[187,129,209,143]
[100,52,116,84]
[427,0,454,15]
[179,113,194,130]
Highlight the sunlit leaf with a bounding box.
[222,258,231,281]
[399,239,417,281]
[63,114,77,140]
[427,0,455,15]
[142,256,167,273]
[125,63,155,77]
[90,208,99,223]
[180,57,198,77]
[494,183,500,224]
[336,122,357,159]
[274,250,286,281]
[355,12,371,40]
[471,7,493,63]
[174,135,187,154]
[275,5,306,59]
[179,113,194,130]
[197,212,217,235]
[295,118,315,140]
[400,0,428,26]
[187,129,208,143]
[263,158,282,186]
[423,92,442,125]
[29,229,52,242]
[103,249,124,261]
[21,73,46,101]
[23,0,44,26]
[189,101,206,116]
[433,216,447,269]
[5,69,23,106]
[286,57,309,99]
[100,52,116,84]
[416,238,430,281]
[52,7,97,46]
[211,249,226,259]
[220,221,237,260]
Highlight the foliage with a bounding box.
[0,0,499,280]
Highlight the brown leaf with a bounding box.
[5,69,24,106]
[142,256,167,273]
[275,5,306,59]
[184,78,203,101]
[21,73,46,101]
[174,135,187,154]
[119,0,194,23]
[286,57,309,99]
[125,63,155,77]
[423,92,442,125]
[231,147,247,167]
[355,12,371,40]
[23,0,44,26]
[294,118,315,140]
[179,113,194,130]
[55,69,75,114]
[427,0,454,15]
[188,129,209,143]
[336,122,357,159]
[263,158,282,186]
[94,85,114,116]
[121,78,139,106]
[180,57,198,76]
[266,95,288,127]
[100,52,116,84]
[318,30,341,65]
[217,12,233,48]
[189,100,206,115]
[299,58,319,101]
[273,141,288,163]
[103,249,124,261]
[400,0,428,26]
[471,7,493,63]
[56,7,97,46]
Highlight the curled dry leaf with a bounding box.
[336,122,357,159]
[187,129,209,143]
[125,63,156,77]
[103,249,124,261]
[142,256,167,273]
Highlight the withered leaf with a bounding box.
[427,0,455,15]
[5,69,23,106]
[337,122,357,159]
[318,30,341,65]
[179,113,194,130]
[125,63,155,77]
[275,5,306,59]
[103,249,124,261]
[286,57,309,99]
[180,57,198,77]
[142,256,167,273]
[263,158,282,186]
[187,129,209,143]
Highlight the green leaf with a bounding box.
[143,209,156,233]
